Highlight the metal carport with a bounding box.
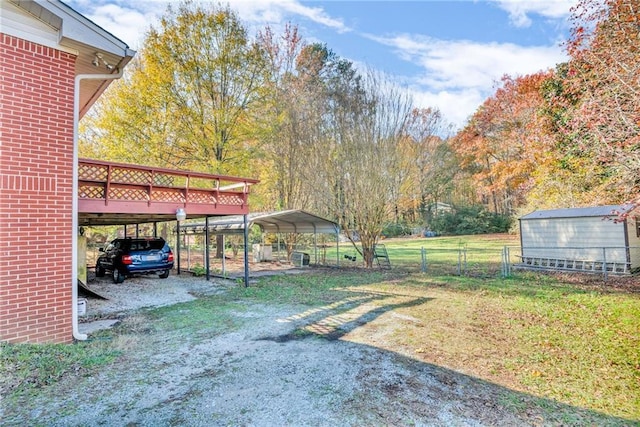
[180,210,341,274]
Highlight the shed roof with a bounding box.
[181,210,340,235]
[520,204,634,220]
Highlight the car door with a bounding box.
[99,240,121,271]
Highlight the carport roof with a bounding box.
[181,210,340,235]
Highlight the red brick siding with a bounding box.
[0,34,76,343]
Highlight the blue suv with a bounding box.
[96,237,174,283]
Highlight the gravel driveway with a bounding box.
[4,272,537,426]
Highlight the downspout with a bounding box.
[72,69,124,341]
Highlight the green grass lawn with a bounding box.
[320,233,519,275]
[2,234,638,424]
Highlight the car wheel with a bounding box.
[112,268,125,284]
[95,264,105,277]
[158,269,170,279]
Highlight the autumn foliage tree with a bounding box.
[528,63,612,209]
[562,0,640,208]
[398,108,456,223]
[332,69,413,267]
[451,0,639,216]
[453,72,554,215]
[255,36,330,214]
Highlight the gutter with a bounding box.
[72,68,124,341]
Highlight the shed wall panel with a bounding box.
[625,217,640,269]
[521,217,628,263]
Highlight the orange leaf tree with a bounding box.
[452,72,555,215]
[563,0,640,208]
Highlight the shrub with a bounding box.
[430,205,512,235]
[382,222,413,238]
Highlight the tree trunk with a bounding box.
[215,234,224,258]
[363,246,375,268]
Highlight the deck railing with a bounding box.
[78,158,258,216]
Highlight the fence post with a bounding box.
[421,247,427,273]
[603,247,607,281]
[464,248,468,275]
[457,249,462,275]
[501,246,511,278]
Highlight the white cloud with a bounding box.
[412,89,486,132]
[232,0,350,33]
[370,33,567,128]
[71,1,162,49]
[74,0,351,50]
[493,0,577,28]
[70,0,571,129]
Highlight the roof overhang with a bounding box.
[6,0,136,117]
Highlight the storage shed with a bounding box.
[518,205,640,274]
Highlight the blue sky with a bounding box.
[69,0,577,129]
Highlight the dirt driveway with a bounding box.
[4,273,541,426]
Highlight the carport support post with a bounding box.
[176,220,182,275]
[205,216,210,281]
[222,234,226,278]
[314,230,318,265]
[243,214,249,287]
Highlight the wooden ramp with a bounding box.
[78,279,109,300]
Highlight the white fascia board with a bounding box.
[40,0,134,57]
[9,0,135,58]
[2,1,77,54]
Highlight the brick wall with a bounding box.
[0,34,76,343]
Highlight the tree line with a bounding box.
[454,0,639,217]
[79,0,639,266]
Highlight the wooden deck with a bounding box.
[78,159,258,226]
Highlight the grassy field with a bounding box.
[2,234,639,425]
[319,233,519,275]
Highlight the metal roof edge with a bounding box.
[520,204,634,220]
[46,0,135,56]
